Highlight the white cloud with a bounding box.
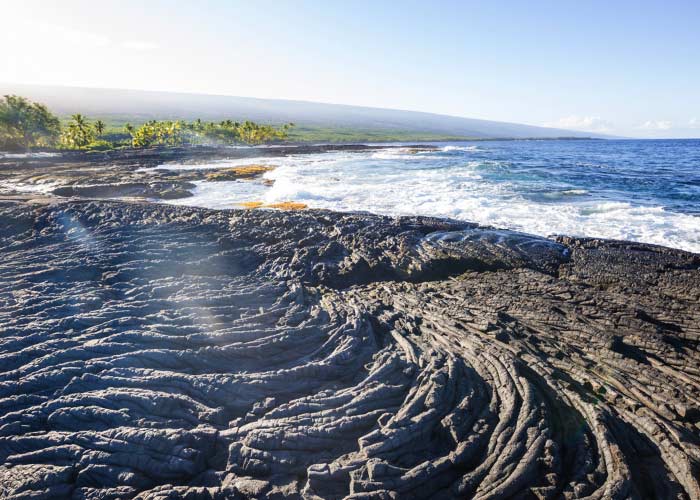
[689,118,699,129]
[543,115,613,133]
[14,21,158,52]
[21,20,112,47]
[637,120,672,130]
[121,41,159,51]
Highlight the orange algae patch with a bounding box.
[239,201,264,209]
[231,165,276,177]
[266,202,308,210]
[237,201,307,211]
[206,164,276,181]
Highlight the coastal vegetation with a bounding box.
[60,114,98,149]
[0,95,294,151]
[0,95,61,150]
[129,120,294,148]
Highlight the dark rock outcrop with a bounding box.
[0,200,698,499]
[51,182,197,200]
[205,165,275,182]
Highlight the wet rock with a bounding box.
[51,182,196,200]
[205,165,275,182]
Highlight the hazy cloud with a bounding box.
[121,41,159,51]
[16,21,158,52]
[689,118,699,129]
[544,116,613,133]
[637,120,672,130]
[26,21,111,47]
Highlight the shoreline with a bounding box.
[1,143,697,255]
[4,193,699,258]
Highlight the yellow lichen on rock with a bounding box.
[206,165,275,181]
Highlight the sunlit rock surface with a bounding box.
[0,200,698,499]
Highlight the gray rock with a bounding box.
[0,198,697,499]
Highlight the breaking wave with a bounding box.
[159,140,700,253]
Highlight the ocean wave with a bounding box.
[441,145,481,152]
[579,201,633,215]
[370,152,430,161]
[160,146,700,253]
[538,189,590,200]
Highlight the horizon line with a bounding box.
[3,81,698,140]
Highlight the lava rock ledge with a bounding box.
[0,200,698,499]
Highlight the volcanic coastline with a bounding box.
[0,147,699,499]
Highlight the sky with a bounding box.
[1,0,699,138]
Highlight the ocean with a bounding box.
[160,139,700,253]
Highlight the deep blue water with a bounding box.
[459,139,700,215]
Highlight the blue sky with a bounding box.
[2,0,699,137]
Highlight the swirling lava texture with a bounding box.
[0,200,698,499]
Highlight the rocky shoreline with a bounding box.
[0,145,436,203]
[0,193,698,499]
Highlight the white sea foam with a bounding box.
[369,150,437,161]
[0,179,61,194]
[0,152,61,159]
[165,179,270,209]
[442,145,481,152]
[156,149,700,253]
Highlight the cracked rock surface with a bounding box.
[0,200,698,499]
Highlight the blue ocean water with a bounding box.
[161,139,700,252]
[452,139,700,215]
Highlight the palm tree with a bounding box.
[73,114,90,141]
[94,120,105,136]
[71,114,87,127]
[60,114,94,149]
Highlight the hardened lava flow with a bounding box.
[0,200,698,499]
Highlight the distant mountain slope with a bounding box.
[1,83,605,139]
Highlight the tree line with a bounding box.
[127,119,294,148]
[0,95,294,151]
